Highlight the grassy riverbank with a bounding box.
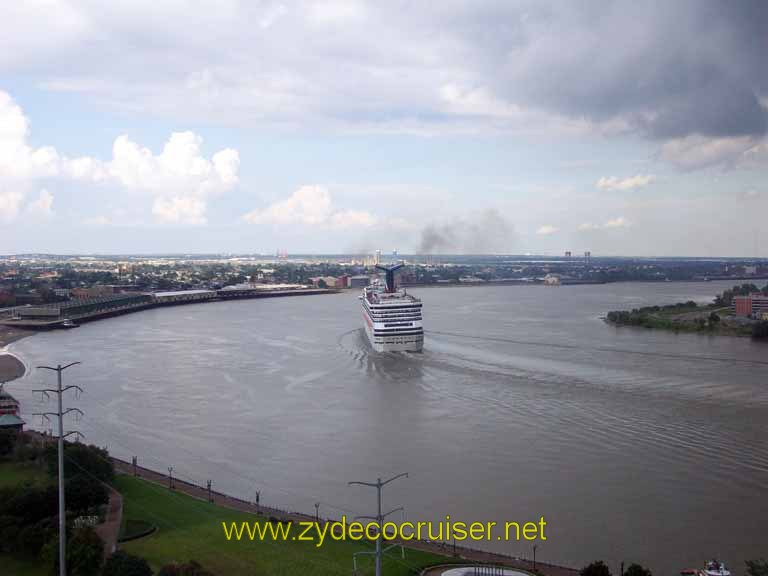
[116,474,451,575]
[0,457,453,576]
[606,283,768,339]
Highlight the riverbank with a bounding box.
[0,326,31,383]
[605,303,764,338]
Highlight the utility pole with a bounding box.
[315,502,320,523]
[33,361,83,576]
[207,480,213,503]
[348,472,408,576]
[132,456,137,476]
[168,467,174,490]
[255,489,260,513]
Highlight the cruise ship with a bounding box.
[361,264,423,352]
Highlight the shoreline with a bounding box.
[0,326,32,383]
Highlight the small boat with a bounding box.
[61,319,79,329]
[704,560,730,576]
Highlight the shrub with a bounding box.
[66,474,109,514]
[752,321,768,340]
[625,563,652,576]
[46,443,114,484]
[67,527,105,576]
[746,559,768,576]
[581,561,612,576]
[102,550,153,576]
[0,429,17,457]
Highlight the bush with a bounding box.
[752,321,768,340]
[0,484,58,526]
[66,474,109,514]
[0,429,17,457]
[102,550,153,576]
[746,559,768,576]
[67,527,105,576]
[581,561,612,576]
[46,443,114,484]
[625,564,652,576]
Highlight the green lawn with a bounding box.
[0,460,49,489]
[116,475,453,576]
[0,554,49,576]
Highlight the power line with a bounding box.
[348,472,408,576]
[32,361,83,576]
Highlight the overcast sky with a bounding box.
[1,1,767,256]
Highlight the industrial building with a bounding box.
[13,293,154,321]
[348,275,371,288]
[732,294,768,317]
[152,290,217,305]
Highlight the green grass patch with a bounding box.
[0,553,48,576]
[0,460,50,489]
[115,475,453,576]
[119,518,157,542]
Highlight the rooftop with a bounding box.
[0,414,25,427]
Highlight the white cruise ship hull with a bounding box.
[364,320,424,352]
[361,281,424,353]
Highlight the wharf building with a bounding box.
[732,294,768,318]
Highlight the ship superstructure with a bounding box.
[361,263,423,352]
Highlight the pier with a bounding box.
[0,287,336,330]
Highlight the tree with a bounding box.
[625,563,653,576]
[581,561,612,576]
[752,321,768,340]
[0,428,16,457]
[102,551,152,576]
[746,559,768,576]
[46,443,114,484]
[66,474,109,514]
[67,527,104,576]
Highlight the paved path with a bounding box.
[94,487,123,558]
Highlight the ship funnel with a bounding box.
[375,263,404,293]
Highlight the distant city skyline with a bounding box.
[1,2,767,256]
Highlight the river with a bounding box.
[7,281,768,575]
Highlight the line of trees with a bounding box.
[1,432,214,576]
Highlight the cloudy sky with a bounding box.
[1,0,767,256]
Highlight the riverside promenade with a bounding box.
[112,457,579,576]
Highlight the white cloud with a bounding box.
[243,185,378,230]
[152,196,206,225]
[660,135,764,170]
[0,90,239,225]
[578,217,630,231]
[597,174,655,191]
[0,189,23,222]
[25,189,54,219]
[605,216,630,228]
[536,224,558,235]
